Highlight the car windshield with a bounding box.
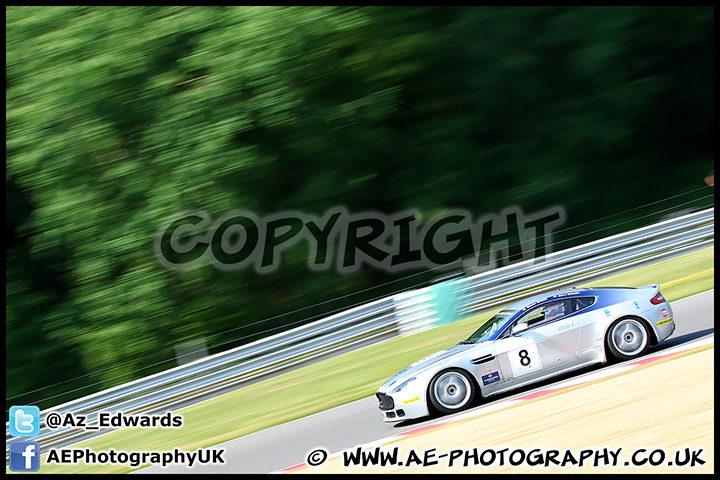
[461,310,518,343]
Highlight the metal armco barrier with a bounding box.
[454,207,714,317]
[5,207,714,459]
[6,295,399,454]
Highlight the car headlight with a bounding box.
[391,377,417,393]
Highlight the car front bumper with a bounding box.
[376,388,430,423]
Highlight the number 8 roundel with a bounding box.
[509,342,542,377]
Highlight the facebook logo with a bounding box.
[9,405,40,436]
[9,441,41,472]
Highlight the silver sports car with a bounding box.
[376,284,674,422]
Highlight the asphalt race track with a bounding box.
[140,289,714,474]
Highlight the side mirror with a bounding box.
[512,323,529,335]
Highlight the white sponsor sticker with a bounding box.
[504,338,543,378]
[620,300,642,312]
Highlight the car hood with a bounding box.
[380,341,491,390]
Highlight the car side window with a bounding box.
[516,299,580,328]
[515,300,567,331]
[574,296,595,312]
[542,302,566,322]
[499,299,578,339]
[519,305,548,328]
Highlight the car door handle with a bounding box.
[471,354,495,365]
[559,324,572,331]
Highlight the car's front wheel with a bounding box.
[428,368,476,415]
[606,317,650,361]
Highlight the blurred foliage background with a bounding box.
[6,6,714,411]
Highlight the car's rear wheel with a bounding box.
[428,368,476,415]
[606,317,650,361]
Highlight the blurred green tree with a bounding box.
[6,6,713,409]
